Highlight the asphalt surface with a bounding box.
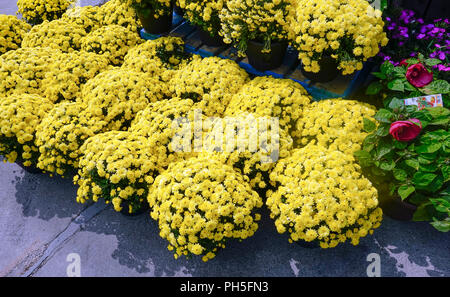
[0,0,449,277]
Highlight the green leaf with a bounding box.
[398,185,415,200]
[393,168,408,181]
[354,150,373,167]
[412,172,437,187]
[404,82,417,91]
[430,219,450,232]
[362,134,377,152]
[380,159,395,171]
[415,142,442,153]
[363,118,376,133]
[405,58,419,65]
[375,109,394,123]
[387,79,405,92]
[421,80,450,95]
[405,159,419,170]
[372,71,387,79]
[388,98,405,111]
[366,81,383,95]
[380,62,394,75]
[412,203,433,221]
[442,165,450,182]
[392,67,407,78]
[393,140,407,150]
[419,162,438,173]
[424,58,443,67]
[375,125,390,137]
[427,175,444,192]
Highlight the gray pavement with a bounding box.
[0,160,449,277]
[1,0,449,277]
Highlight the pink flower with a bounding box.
[389,119,422,142]
[406,63,433,88]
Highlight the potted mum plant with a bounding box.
[219,0,291,71]
[288,0,388,82]
[123,0,173,34]
[17,0,73,25]
[179,0,225,46]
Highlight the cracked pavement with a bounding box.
[0,0,449,277]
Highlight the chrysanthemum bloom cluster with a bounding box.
[0,94,54,166]
[296,99,376,155]
[148,157,263,261]
[219,0,290,55]
[61,5,103,33]
[288,0,388,75]
[17,0,73,25]
[75,131,159,214]
[267,144,383,248]
[124,0,172,18]
[22,20,87,53]
[0,47,60,97]
[36,102,108,176]
[179,0,224,35]
[202,112,293,193]
[79,68,163,131]
[225,76,311,142]
[81,25,141,66]
[100,0,141,32]
[41,51,110,103]
[129,98,201,169]
[122,37,189,82]
[169,56,249,116]
[0,15,31,55]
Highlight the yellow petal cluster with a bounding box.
[148,156,263,261]
[79,68,166,130]
[0,94,53,166]
[35,102,108,176]
[0,15,31,55]
[81,25,141,66]
[17,0,73,25]
[295,99,376,155]
[169,55,249,117]
[75,131,159,214]
[179,0,225,34]
[219,0,290,55]
[225,76,311,142]
[288,0,389,75]
[267,144,383,248]
[22,19,87,53]
[61,5,103,33]
[100,0,141,32]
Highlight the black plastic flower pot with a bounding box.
[379,195,417,221]
[197,27,225,47]
[138,10,173,35]
[246,40,287,71]
[301,55,340,83]
[119,201,150,217]
[16,161,43,174]
[295,240,319,249]
[174,5,184,16]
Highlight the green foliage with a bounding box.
[354,103,450,232]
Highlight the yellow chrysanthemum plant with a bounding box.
[22,19,87,53]
[225,76,311,143]
[101,0,141,33]
[81,25,141,66]
[75,131,160,215]
[35,102,108,177]
[179,0,225,41]
[267,144,383,248]
[41,51,110,103]
[219,0,290,56]
[129,98,202,169]
[288,0,389,75]
[123,0,172,20]
[0,15,31,55]
[79,67,167,131]
[201,112,293,195]
[0,94,54,169]
[17,0,74,25]
[148,156,263,261]
[295,99,377,155]
[169,56,250,117]
[61,5,103,33]
[0,47,60,97]
[122,37,190,82]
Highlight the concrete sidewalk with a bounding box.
[0,161,449,277]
